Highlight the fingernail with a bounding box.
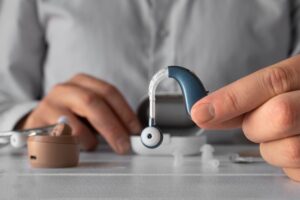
[116,137,130,154]
[129,120,142,134]
[193,103,215,123]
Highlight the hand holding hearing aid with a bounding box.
[18,73,141,154]
[191,55,300,182]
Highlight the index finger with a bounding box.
[191,55,300,129]
[69,73,141,134]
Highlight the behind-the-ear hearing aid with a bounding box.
[9,116,69,148]
[141,66,208,148]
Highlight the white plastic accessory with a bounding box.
[131,132,206,156]
[200,144,220,169]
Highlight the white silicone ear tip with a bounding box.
[10,132,27,148]
[57,116,69,124]
[141,127,162,148]
[200,144,214,152]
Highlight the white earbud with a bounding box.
[141,126,163,148]
[10,132,28,148]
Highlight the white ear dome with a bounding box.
[141,127,162,148]
[10,132,27,148]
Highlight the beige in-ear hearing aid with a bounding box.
[27,123,79,168]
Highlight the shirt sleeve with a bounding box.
[0,0,45,131]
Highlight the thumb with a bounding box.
[191,55,300,129]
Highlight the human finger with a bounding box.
[191,55,300,129]
[69,73,141,134]
[49,83,130,154]
[242,90,300,143]
[260,136,300,168]
[22,100,98,150]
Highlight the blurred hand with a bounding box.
[19,73,141,154]
[191,55,300,181]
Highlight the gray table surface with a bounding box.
[0,144,300,200]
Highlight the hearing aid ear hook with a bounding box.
[140,66,208,148]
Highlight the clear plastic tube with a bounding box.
[148,68,169,126]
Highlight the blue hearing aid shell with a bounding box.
[168,66,208,115]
